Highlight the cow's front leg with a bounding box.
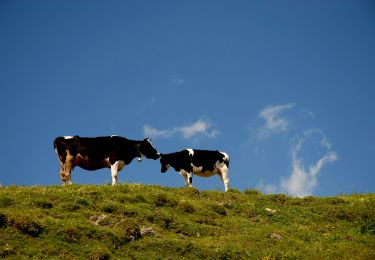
[111,161,119,185]
[187,172,193,188]
[179,170,193,188]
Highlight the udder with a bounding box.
[192,166,218,177]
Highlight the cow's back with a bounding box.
[74,136,114,159]
[191,149,227,172]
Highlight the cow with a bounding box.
[159,149,230,192]
[53,135,160,185]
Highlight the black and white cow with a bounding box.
[54,135,160,185]
[159,149,230,192]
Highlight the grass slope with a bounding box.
[0,184,374,259]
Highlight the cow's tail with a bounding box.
[53,137,67,156]
[53,137,60,154]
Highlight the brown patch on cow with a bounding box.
[117,160,125,171]
[58,149,74,184]
[192,167,219,177]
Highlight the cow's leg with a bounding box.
[179,171,193,188]
[111,161,119,185]
[59,154,74,185]
[187,172,193,188]
[218,166,229,192]
[59,164,73,185]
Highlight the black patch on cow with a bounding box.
[160,150,193,173]
[190,149,227,173]
[188,176,192,184]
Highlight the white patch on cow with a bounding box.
[221,152,230,162]
[63,136,74,139]
[110,135,118,137]
[186,148,194,156]
[192,165,203,173]
[215,160,223,168]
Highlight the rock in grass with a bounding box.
[268,232,282,240]
[140,226,156,237]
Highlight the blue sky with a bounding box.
[1,1,374,196]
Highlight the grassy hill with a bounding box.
[0,184,374,259]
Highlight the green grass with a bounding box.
[0,184,374,259]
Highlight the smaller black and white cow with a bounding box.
[54,135,160,185]
[159,149,230,192]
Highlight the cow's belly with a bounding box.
[74,154,111,171]
[192,166,219,177]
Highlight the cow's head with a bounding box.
[139,138,160,160]
[159,154,170,173]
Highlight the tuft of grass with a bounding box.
[0,196,13,207]
[178,201,196,213]
[101,203,118,213]
[211,204,227,216]
[244,188,262,196]
[33,200,54,209]
[7,214,45,237]
[154,193,178,207]
[0,185,374,259]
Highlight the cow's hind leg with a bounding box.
[110,160,126,186]
[59,152,74,185]
[111,161,119,185]
[218,166,229,192]
[59,164,73,185]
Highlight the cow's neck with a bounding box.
[134,142,142,158]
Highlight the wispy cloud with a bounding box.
[144,119,219,139]
[252,104,338,197]
[143,125,174,138]
[300,108,315,119]
[280,130,338,197]
[258,103,294,139]
[137,97,156,114]
[169,75,184,86]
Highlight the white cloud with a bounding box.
[252,103,338,197]
[143,125,174,138]
[258,103,294,139]
[280,130,338,197]
[143,119,219,139]
[179,120,219,138]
